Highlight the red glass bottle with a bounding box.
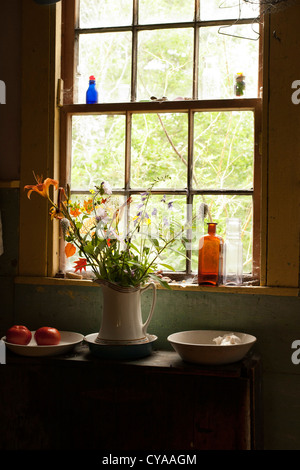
[198,222,224,286]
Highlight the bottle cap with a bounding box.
[226,218,241,235]
[89,75,96,81]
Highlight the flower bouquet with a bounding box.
[24,174,188,289]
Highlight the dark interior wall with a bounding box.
[0,0,22,180]
[0,0,300,451]
[0,2,22,332]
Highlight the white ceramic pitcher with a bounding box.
[95,280,157,344]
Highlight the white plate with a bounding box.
[1,331,84,357]
[84,333,157,360]
[167,330,257,365]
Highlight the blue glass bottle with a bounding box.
[86,75,98,104]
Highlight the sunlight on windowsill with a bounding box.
[14,276,299,297]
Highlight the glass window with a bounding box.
[61,0,262,282]
[77,32,132,103]
[79,0,133,28]
[71,115,126,189]
[139,0,194,24]
[137,28,194,101]
[193,111,254,190]
[199,26,260,99]
[131,113,188,189]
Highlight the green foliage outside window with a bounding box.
[70,0,260,276]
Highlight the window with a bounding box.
[60,0,262,283]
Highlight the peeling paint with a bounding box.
[36,286,45,293]
[57,289,77,300]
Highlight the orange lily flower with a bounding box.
[70,204,81,217]
[83,198,93,214]
[65,243,76,258]
[49,206,64,220]
[24,176,59,199]
[74,258,87,273]
[49,187,66,219]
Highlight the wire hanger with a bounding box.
[217,0,260,41]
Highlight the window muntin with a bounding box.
[61,0,262,282]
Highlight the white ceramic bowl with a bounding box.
[167,330,257,365]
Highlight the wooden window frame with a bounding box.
[60,0,263,283]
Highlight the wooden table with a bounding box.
[0,345,263,450]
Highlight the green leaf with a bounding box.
[158,263,175,271]
[148,273,171,290]
[94,239,107,253]
[129,243,140,254]
[166,246,188,258]
[83,244,95,255]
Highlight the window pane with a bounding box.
[193,111,254,190]
[139,0,194,24]
[200,0,260,20]
[77,32,132,103]
[71,115,125,190]
[199,25,259,99]
[129,194,187,272]
[192,195,253,273]
[79,0,133,28]
[131,113,188,189]
[137,29,193,101]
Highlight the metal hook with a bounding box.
[218,0,242,11]
[217,0,260,40]
[218,22,260,40]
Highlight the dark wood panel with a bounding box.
[0,348,262,450]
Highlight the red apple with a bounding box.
[6,325,32,345]
[34,327,61,345]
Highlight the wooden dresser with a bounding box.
[0,345,263,450]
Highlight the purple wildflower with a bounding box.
[140,191,149,202]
